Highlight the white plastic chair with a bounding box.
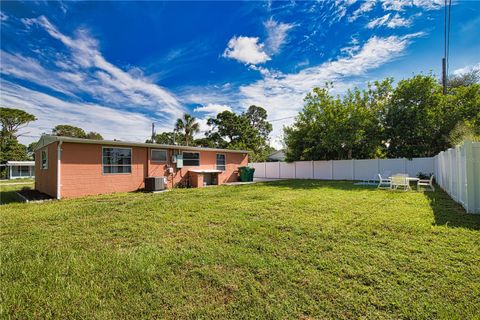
[390,175,410,191]
[377,174,391,189]
[417,175,435,192]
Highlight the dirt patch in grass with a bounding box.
[17,188,52,202]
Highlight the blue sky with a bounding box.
[1,0,479,148]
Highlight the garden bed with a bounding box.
[16,188,52,203]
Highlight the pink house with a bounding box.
[34,135,249,199]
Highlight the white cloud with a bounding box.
[453,62,480,76]
[412,0,443,10]
[194,103,232,116]
[0,81,161,145]
[366,13,391,28]
[381,0,443,11]
[349,0,376,22]
[334,0,359,22]
[366,13,412,28]
[238,34,422,148]
[195,118,211,137]
[223,36,270,65]
[264,18,295,54]
[0,16,189,145]
[14,16,183,119]
[381,0,411,11]
[0,12,8,22]
[387,13,412,27]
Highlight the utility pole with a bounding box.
[442,58,447,95]
[442,0,452,95]
[151,123,155,142]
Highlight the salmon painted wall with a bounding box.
[35,142,58,198]
[35,142,248,199]
[147,149,248,188]
[60,143,147,198]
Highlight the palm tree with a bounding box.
[174,113,200,146]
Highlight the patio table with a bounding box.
[389,176,419,182]
[389,176,419,189]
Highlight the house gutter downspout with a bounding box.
[57,141,63,199]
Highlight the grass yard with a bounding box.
[1,180,479,319]
[0,178,34,184]
[0,180,35,205]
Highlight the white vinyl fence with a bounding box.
[250,157,435,181]
[434,141,480,214]
[250,141,480,214]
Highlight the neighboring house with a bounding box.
[267,150,286,162]
[1,161,35,179]
[34,135,248,199]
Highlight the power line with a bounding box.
[442,0,453,94]
[442,0,447,94]
[268,116,296,122]
[447,0,452,77]
[444,0,447,62]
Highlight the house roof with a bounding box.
[4,161,35,166]
[34,135,249,154]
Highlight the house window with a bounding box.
[183,152,200,166]
[216,154,226,171]
[151,149,167,162]
[41,150,48,169]
[102,147,132,174]
[12,166,30,177]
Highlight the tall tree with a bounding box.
[85,131,103,140]
[52,125,87,138]
[385,74,463,158]
[284,81,392,161]
[52,125,104,140]
[285,74,479,160]
[0,139,29,163]
[0,107,36,163]
[27,141,38,160]
[174,114,200,146]
[146,131,181,145]
[447,69,479,88]
[206,106,273,161]
[245,105,272,140]
[0,107,36,140]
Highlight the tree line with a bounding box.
[147,105,274,162]
[0,105,274,163]
[0,108,103,163]
[1,71,478,165]
[284,72,480,161]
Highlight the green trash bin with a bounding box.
[239,166,255,182]
[247,167,255,182]
[238,166,249,182]
[238,167,253,182]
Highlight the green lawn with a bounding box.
[1,180,479,319]
[0,180,35,205]
[0,178,34,184]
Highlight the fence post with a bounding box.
[464,142,476,213]
[457,146,462,201]
[331,161,334,180]
[352,159,355,180]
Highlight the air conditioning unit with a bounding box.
[145,176,167,191]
